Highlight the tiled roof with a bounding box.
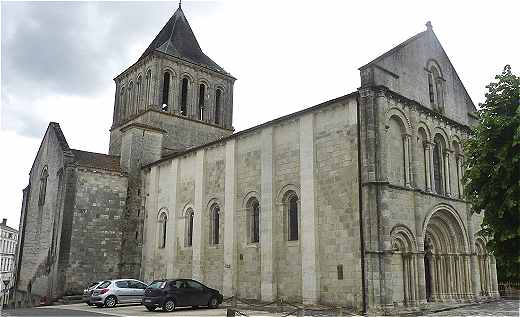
[138,6,229,75]
[71,149,122,172]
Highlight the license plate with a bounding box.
[144,299,151,303]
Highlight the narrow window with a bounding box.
[198,84,205,121]
[162,72,170,111]
[288,194,299,241]
[159,212,167,249]
[120,87,125,120]
[428,73,435,105]
[215,89,221,125]
[433,141,443,195]
[180,77,189,116]
[38,168,48,206]
[248,198,260,243]
[185,209,194,247]
[136,76,142,113]
[337,265,344,280]
[211,205,220,245]
[128,82,134,115]
[145,70,152,105]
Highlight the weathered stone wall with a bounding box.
[314,98,361,306]
[360,28,476,126]
[202,145,225,292]
[235,135,262,299]
[140,95,362,306]
[17,126,67,298]
[64,167,127,293]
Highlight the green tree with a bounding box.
[463,65,520,282]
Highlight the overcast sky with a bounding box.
[1,1,518,228]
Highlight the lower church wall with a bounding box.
[64,168,127,294]
[141,96,364,306]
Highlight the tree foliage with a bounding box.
[463,65,520,282]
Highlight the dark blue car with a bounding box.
[142,279,223,312]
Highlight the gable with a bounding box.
[29,122,72,179]
[360,25,477,126]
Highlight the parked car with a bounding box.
[83,281,105,305]
[142,279,223,312]
[90,279,148,308]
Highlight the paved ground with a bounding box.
[2,303,288,316]
[427,299,519,316]
[2,299,517,316]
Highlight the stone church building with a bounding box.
[16,5,499,311]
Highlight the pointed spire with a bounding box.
[138,5,228,74]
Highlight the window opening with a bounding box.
[215,89,221,125]
[162,72,170,111]
[198,84,205,121]
[288,194,299,241]
[180,78,189,116]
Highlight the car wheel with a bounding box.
[208,296,219,309]
[163,299,176,312]
[104,295,117,308]
[145,305,156,311]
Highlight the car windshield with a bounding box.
[148,281,166,289]
[88,281,98,288]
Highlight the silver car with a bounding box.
[83,281,105,305]
[90,279,148,308]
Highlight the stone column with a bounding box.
[260,127,276,301]
[223,139,236,297]
[299,113,319,304]
[490,255,499,297]
[403,134,412,187]
[424,143,432,191]
[416,252,427,304]
[428,142,436,193]
[143,166,159,280]
[443,151,452,196]
[166,159,179,277]
[192,150,205,281]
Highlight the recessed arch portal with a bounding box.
[423,206,471,302]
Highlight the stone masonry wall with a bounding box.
[64,167,127,293]
[140,94,362,306]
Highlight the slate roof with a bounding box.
[138,6,228,75]
[71,149,122,172]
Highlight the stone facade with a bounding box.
[16,5,499,312]
[16,124,128,299]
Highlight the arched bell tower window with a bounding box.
[198,84,205,121]
[180,77,189,116]
[215,89,222,125]
[162,72,170,111]
[145,70,152,106]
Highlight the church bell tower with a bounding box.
[108,4,235,277]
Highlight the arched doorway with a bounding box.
[390,225,418,306]
[423,207,471,302]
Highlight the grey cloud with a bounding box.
[1,1,181,137]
